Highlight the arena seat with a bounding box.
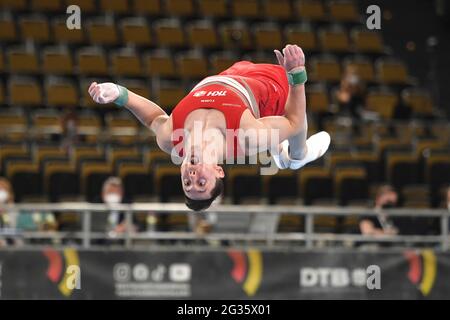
[227,166,262,204]
[0,16,17,42]
[145,50,176,77]
[77,113,102,138]
[99,0,129,14]
[319,27,350,53]
[314,215,339,233]
[220,21,252,50]
[187,20,219,48]
[386,153,420,189]
[231,0,260,18]
[132,0,161,15]
[264,170,298,204]
[42,46,73,75]
[402,88,434,117]
[8,47,39,74]
[156,83,185,109]
[376,58,409,85]
[328,0,360,22]
[198,0,228,17]
[63,0,97,13]
[165,0,194,17]
[366,88,399,119]
[0,111,27,142]
[154,164,184,202]
[81,162,113,201]
[52,18,85,44]
[278,214,304,232]
[263,0,292,20]
[19,15,50,43]
[32,111,62,135]
[334,166,368,206]
[351,28,384,53]
[30,0,62,12]
[254,23,283,50]
[295,0,326,21]
[45,161,80,202]
[111,49,143,77]
[118,162,153,199]
[155,19,185,48]
[6,162,42,202]
[0,0,27,11]
[426,154,450,206]
[344,57,375,82]
[309,55,342,82]
[210,52,237,74]
[284,25,317,52]
[177,51,209,79]
[87,18,118,46]
[121,80,151,100]
[145,149,172,168]
[120,18,152,47]
[306,84,330,113]
[45,77,79,107]
[77,47,109,76]
[9,76,42,107]
[0,145,30,176]
[299,167,333,205]
[401,185,430,208]
[105,113,139,144]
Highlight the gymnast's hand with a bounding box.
[88,82,120,104]
[274,44,305,72]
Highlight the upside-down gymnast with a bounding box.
[88,44,331,211]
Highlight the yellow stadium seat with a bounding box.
[19,16,50,43]
[198,0,227,17]
[118,162,150,179]
[157,84,185,109]
[334,167,368,206]
[227,166,261,204]
[9,77,42,106]
[402,88,434,115]
[46,79,79,107]
[263,0,292,20]
[99,0,128,13]
[278,214,304,232]
[8,48,39,74]
[220,21,252,50]
[133,0,161,15]
[121,18,152,46]
[42,48,73,75]
[52,19,85,44]
[32,112,61,134]
[188,20,219,48]
[123,80,151,100]
[344,58,375,82]
[35,146,67,164]
[87,19,118,46]
[111,50,143,77]
[145,150,172,167]
[105,114,139,142]
[306,84,329,113]
[1,0,27,10]
[0,17,17,42]
[285,26,317,51]
[231,0,260,18]
[30,0,62,12]
[177,52,209,79]
[155,19,185,48]
[295,0,326,21]
[319,28,350,52]
[415,139,447,158]
[352,29,384,53]
[81,162,112,194]
[329,0,359,22]
[109,148,141,165]
[154,164,181,196]
[77,48,108,76]
[299,167,333,205]
[0,112,27,134]
[366,89,399,119]
[386,153,420,188]
[63,0,96,13]
[77,112,101,136]
[309,56,341,82]
[376,59,409,85]
[145,51,176,77]
[165,0,194,16]
[6,162,39,181]
[254,23,282,50]
[210,52,237,74]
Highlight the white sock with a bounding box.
[288,131,331,170]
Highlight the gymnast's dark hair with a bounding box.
[185,178,224,211]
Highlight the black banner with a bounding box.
[0,249,449,299]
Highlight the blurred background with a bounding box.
[0,0,449,299]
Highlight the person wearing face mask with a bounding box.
[359,185,400,246]
[0,177,18,246]
[335,65,366,119]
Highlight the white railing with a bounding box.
[0,203,448,250]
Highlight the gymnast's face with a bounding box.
[180,154,224,200]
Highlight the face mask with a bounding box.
[105,193,121,205]
[0,190,8,203]
[382,202,397,209]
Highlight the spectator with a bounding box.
[0,177,18,246]
[335,65,367,119]
[61,109,79,153]
[359,185,399,237]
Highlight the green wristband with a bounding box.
[114,85,129,107]
[287,69,307,86]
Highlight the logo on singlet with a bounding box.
[193,90,227,97]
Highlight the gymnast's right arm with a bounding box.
[88,82,170,135]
